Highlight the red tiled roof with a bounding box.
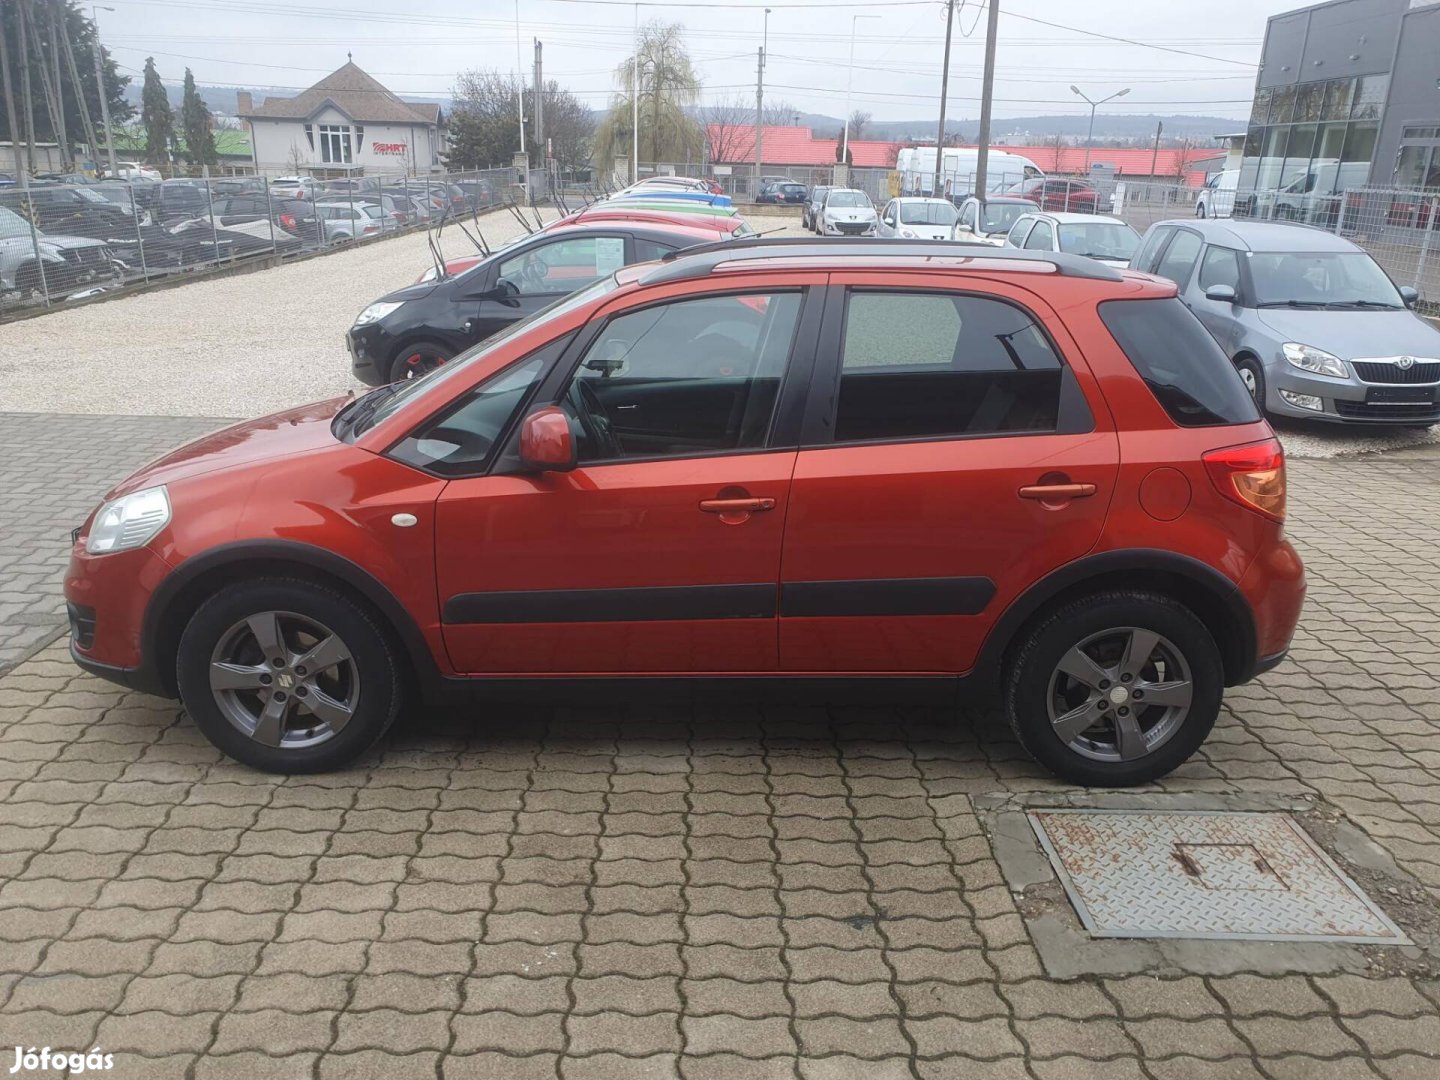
[994,144,1220,178]
[707,125,901,168]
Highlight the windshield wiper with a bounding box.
[336,383,402,437]
[1257,299,1326,308]
[1324,299,1402,309]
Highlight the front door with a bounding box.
[779,278,1119,673]
[467,233,631,344]
[435,283,820,674]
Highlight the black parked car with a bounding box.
[756,181,808,205]
[133,180,215,224]
[346,221,719,385]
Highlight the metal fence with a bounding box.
[0,167,521,319]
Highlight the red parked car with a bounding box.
[65,239,1304,785]
[1005,177,1100,214]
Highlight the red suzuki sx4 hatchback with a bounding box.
[65,239,1305,786]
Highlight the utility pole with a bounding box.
[513,0,525,155]
[631,2,638,183]
[17,0,38,180]
[1149,120,1163,184]
[91,5,118,176]
[26,0,66,171]
[842,15,878,172]
[533,39,544,166]
[60,9,99,171]
[933,0,955,199]
[973,0,1000,201]
[0,10,24,186]
[49,0,72,169]
[755,7,769,192]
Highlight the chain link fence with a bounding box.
[0,167,521,320]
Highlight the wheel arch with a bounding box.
[974,549,1258,691]
[143,540,459,703]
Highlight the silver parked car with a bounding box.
[1131,219,1436,426]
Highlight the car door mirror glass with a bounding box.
[1204,284,1237,303]
[518,406,577,471]
[1399,285,1419,308]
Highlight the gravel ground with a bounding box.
[1,209,1435,458]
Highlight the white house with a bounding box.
[239,59,445,178]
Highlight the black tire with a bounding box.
[1196,202,1208,218]
[176,577,403,773]
[15,263,45,298]
[1234,355,1266,412]
[388,339,453,383]
[1003,590,1223,787]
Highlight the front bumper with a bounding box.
[825,220,875,236]
[1266,364,1440,425]
[63,540,173,697]
[346,326,388,386]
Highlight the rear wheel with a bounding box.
[1004,591,1223,786]
[388,339,453,383]
[175,578,403,773]
[1196,201,1208,218]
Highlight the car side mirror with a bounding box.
[1204,284,1237,303]
[518,407,576,472]
[1399,286,1419,308]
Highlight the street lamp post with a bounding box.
[755,7,770,193]
[1071,85,1130,175]
[92,5,117,177]
[841,14,879,171]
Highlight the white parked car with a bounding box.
[1003,211,1142,268]
[818,188,877,237]
[110,161,161,182]
[876,197,958,240]
[271,176,318,201]
[952,196,1041,245]
[314,201,384,242]
[1196,169,1239,219]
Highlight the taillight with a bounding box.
[280,213,296,228]
[1203,438,1286,522]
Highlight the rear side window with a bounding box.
[833,291,1066,442]
[1132,227,1171,274]
[1099,298,1261,427]
[1154,230,1203,286]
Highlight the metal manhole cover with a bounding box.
[1028,810,1410,944]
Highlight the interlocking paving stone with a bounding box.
[2,432,1440,1074]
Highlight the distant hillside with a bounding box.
[123,82,449,116]
[794,112,1241,145]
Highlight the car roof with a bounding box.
[1034,212,1126,225]
[895,197,955,204]
[1149,218,1362,253]
[969,196,1037,205]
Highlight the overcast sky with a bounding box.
[100,0,1292,123]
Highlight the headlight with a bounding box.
[86,486,170,555]
[1281,342,1348,379]
[353,300,403,327]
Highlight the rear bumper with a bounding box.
[1237,536,1306,671]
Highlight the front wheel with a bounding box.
[1196,202,1208,218]
[176,578,403,773]
[1004,591,1223,786]
[388,339,453,382]
[1234,355,1266,411]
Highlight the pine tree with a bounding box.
[140,57,173,168]
[180,68,217,172]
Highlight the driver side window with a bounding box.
[498,236,626,297]
[961,202,977,230]
[561,292,804,464]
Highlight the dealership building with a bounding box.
[238,60,445,178]
[1241,0,1440,194]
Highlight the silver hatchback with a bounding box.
[1131,219,1436,426]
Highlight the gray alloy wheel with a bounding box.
[208,610,358,750]
[1044,626,1194,764]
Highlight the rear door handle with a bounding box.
[1018,483,1097,500]
[699,497,776,513]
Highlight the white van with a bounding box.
[897,147,1042,199]
[1195,169,1239,218]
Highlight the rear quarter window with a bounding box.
[1098,298,1261,427]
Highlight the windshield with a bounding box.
[1057,222,1139,261]
[1248,250,1403,308]
[900,201,958,226]
[979,202,1033,233]
[351,274,622,436]
[827,191,870,209]
[0,206,34,238]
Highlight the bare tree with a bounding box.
[1040,131,1067,173]
[702,94,752,164]
[848,110,871,141]
[763,99,801,129]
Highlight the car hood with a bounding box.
[8,232,108,253]
[379,280,441,305]
[108,398,353,498]
[1253,307,1440,358]
[826,208,876,220]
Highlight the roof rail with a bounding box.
[648,236,1124,284]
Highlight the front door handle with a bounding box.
[699,497,776,514]
[1018,482,1097,500]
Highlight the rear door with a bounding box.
[779,275,1119,673]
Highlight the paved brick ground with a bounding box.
[0,414,229,676]
[1,434,1439,1076]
